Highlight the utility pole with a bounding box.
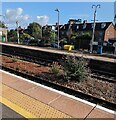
[55,8,60,48]
[90,4,100,53]
[16,21,19,44]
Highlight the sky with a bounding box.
[1,2,115,29]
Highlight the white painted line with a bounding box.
[1,70,95,106]
[0,69,115,114]
[96,105,115,115]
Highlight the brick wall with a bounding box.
[104,23,116,41]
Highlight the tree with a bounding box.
[70,32,79,43]
[41,26,56,45]
[75,32,92,50]
[19,33,31,41]
[0,21,6,28]
[25,22,41,39]
[7,29,17,42]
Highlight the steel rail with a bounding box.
[1,65,115,111]
[1,52,116,83]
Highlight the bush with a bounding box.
[63,55,89,81]
[49,62,62,77]
[50,55,90,82]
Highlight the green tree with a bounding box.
[25,22,41,39]
[70,32,79,44]
[7,29,17,42]
[0,21,6,28]
[19,33,31,40]
[71,32,92,50]
[41,26,56,45]
[76,32,92,40]
[49,31,55,43]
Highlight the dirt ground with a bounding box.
[0,55,115,104]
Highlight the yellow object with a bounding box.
[1,84,71,119]
[0,96,36,119]
[64,45,74,51]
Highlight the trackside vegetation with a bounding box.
[50,55,90,81]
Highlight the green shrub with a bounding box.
[50,55,90,82]
[63,55,89,81]
[49,62,62,77]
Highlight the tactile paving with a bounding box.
[1,84,71,118]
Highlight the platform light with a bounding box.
[90,4,100,53]
[55,8,60,48]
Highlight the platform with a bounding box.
[0,42,116,63]
[0,70,115,119]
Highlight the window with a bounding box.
[101,23,106,29]
[83,24,87,29]
[91,23,94,29]
[76,25,79,29]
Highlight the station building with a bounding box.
[0,27,7,42]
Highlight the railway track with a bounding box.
[91,69,116,83]
[1,52,116,83]
[91,69,116,78]
[1,52,52,66]
[1,65,115,111]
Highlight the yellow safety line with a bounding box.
[1,84,71,119]
[0,96,37,119]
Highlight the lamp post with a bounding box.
[0,15,7,42]
[90,4,100,53]
[55,8,60,48]
[16,21,19,44]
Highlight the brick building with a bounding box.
[60,21,116,42]
[104,23,116,41]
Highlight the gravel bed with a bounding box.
[0,55,115,104]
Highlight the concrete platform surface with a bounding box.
[0,42,116,63]
[0,70,115,119]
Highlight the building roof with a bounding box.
[60,22,112,31]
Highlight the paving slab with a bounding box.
[6,80,36,92]
[1,83,10,96]
[1,84,70,118]
[86,107,115,119]
[25,85,61,104]
[1,70,115,119]
[2,72,36,92]
[49,95,95,118]
[2,72,19,85]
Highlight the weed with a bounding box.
[49,62,62,77]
